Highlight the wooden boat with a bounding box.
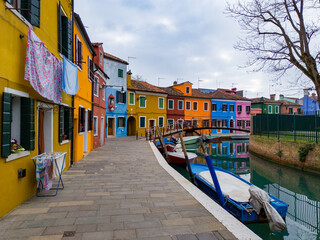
[189,163,288,224]
[156,138,176,152]
[168,152,197,165]
[204,136,221,143]
[177,136,200,145]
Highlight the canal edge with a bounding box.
[148,141,261,240]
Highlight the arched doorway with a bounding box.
[127,116,136,136]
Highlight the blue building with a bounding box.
[301,89,319,115]
[104,52,129,137]
[210,90,237,134]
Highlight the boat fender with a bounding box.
[249,185,286,232]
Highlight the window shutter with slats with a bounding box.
[21,0,41,28]
[1,93,12,158]
[59,106,64,143]
[61,16,72,60]
[20,97,35,150]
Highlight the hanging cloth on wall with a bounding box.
[62,56,79,95]
[24,28,62,103]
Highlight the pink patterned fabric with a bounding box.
[25,28,62,103]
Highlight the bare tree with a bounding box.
[133,74,146,81]
[226,0,320,102]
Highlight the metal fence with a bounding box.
[252,114,320,143]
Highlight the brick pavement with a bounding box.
[0,137,238,240]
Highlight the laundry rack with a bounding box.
[32,152,67,197]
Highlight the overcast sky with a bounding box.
[75,0,310,99]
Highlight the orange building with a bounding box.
[171,82,211,133]
[73,13,95,162]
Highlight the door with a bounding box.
[108,117,115,136]
[83,110,88,153]
[127,116,136,136]
[100,117,104,146]
[217,120,222,133]
[149,119,155,132]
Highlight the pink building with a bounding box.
[236,100,251,132]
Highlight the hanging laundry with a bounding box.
[43,158,53,190]
[24,28,62,103]
[62,56,79,95]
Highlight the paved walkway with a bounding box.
[0,137,238,240]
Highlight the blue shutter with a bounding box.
[20,97,35,150]
[1,93,12,158]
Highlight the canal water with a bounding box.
[171,139,320,240]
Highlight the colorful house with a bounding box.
[73,13,95,162]
[92,43,109,148]
[171,81,211,133]
[251,95,281,114]
[160,87,185,129]
[103,52,128,137]
[0,0,73,217]
[127,75,167,136]
[301,89,319,115]
[279,100,302,115]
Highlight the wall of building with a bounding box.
[166,97,184,126]
[104,59,127,90]
[211,99,236,134]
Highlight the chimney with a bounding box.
[279,94,284,100]
[231,88,237,94]
[127,70,132,87]
[270,94,276,100]
[312,93,316,97]
[173,81,177,86]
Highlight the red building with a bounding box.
[92,43,109,149]
[161,87,185,129]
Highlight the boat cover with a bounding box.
[249,185,286,232]
[199,170,251,202]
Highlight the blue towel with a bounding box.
[62,56,79,95]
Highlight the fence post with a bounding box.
[267,114,269,138]
[277,114,279,140]
[294,113,296,141]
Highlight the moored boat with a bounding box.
[204,136,222,143]
[189,163,288,224]
[168,152,197,165]
[177,136,200,145]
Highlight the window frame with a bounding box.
[118,69,124,78]
[246,105,251,113]
[139,96,146,108]
[178,100,184,110]
[186,86,190,94]
[129,92,135,105]
[268,105,272,114]
[158,97,164,109]
[212,103,217,112]
[93,76,99,97]
[93,116,98,136]
[237,105,242,113]
[139,116,146,128]
[204,102,209,111]
[275,105,280,114]
[222,104,228,112]
[229,104,234,112]
[193,101,198,111]
[158,116,164,127]
[186,101,191,110]
[118,116,126,128]
[167,119,174,128]
[168,99,174,110]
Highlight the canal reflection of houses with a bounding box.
[250,154,320,238]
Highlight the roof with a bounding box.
[209,90,251,101]
[94,64,109,79]
[104,52,128,65]
[192,89,212,99]
[278,100,301,106]
[128,80,167,94]
[73,13,96,56]
[92,42,103,47]
[160,87,184,97]
[172,81,193,87]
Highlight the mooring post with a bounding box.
[156,126,170,163]
[179,133,194,183]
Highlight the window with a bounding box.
[237,120,241,128]
[212,147,217,156]
[230,143,234,155]
[7,0,41,27]
[139,96,146,108]
[204,102,209,111]
[178,119,184,129]
[58,3,72,60]
[59,106,73,142]
[211,119,216,127]
[158,98,164,109]
[297,108,302,114]
[185,120,192,127]
[100,52,103,66]
[167,119,174,128]
[102,85,105,100]
[129,92,135,105]
[75,35,83,68]
[88,57,94,81]
[230,104,234,112]
[1,92,35,158]
[246,106,251,113]
[168,99,174,110]
[237,105,242,112]
[268,105,272,113]
[203,119,209,127]
[159,117,164,127]
[139,116,146,128]
[212,103,217,111]
[118,69,123,78]
[222,119,227,127]
[246,120,251,127]
[118,117,125,128]
[79,107,85,133]
[222,146,227,155]
[186,86,190,94]
[178,100,184,110]
[275,106,279,114]
[222,104,228,112]
[192,120,198,127]
[117,91,126,104]
[289,107,293,114]
[93,76,99,96]
[88,110,92,131]
[93,116,98,136]
[186,101,191,110]
[193,102,198,111]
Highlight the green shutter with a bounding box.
[129,93,134,104]
[58,2,62,53]
[68,108,73,139]
[140,97,145,108]
[20,97,35,150]
[2,93,12,158]
[21,0,41,28]
[61,16,73,60]
[59,106,64,143]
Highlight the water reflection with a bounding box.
[179,140,320,240]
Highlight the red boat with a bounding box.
[167,152,197,165]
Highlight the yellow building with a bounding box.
[0,0,73,217]
[127,73,167,136]
[73,13,95,162]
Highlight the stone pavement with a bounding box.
[0,137,238,240]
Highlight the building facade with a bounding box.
[279,100,302,115]
[0,0,73,217]
[73,13,95,162]
[251,96,281,115]
[104,53,128,137]
[92,43,108,148]
[301,89,319,115]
